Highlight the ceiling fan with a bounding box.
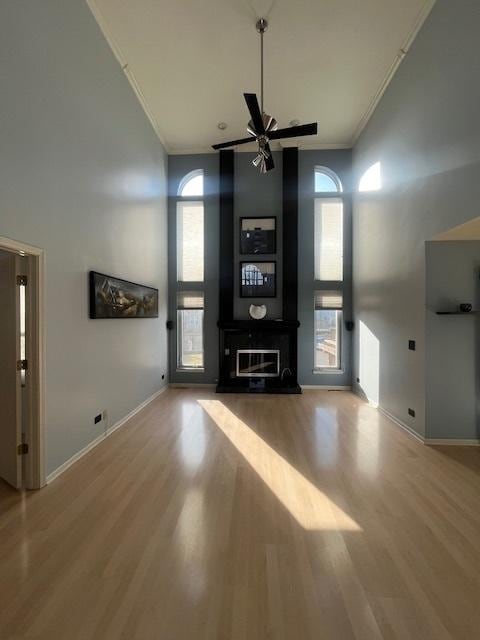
[212,18,318,173]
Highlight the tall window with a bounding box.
[177,292,204,369]
[313,167,344,371]
[177,201,204,282]
[175,170,205,370]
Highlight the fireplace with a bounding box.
[236,349,280,377]
[217,320,300,393]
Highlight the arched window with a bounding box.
[178,169,204,197]
[314,166,342,193]
[175,169,205,371]
[313,166,344,371]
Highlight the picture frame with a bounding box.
[89,271,159,319]
[240,261,276,298]
[240,216,276,255]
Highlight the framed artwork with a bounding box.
[89,271,158,319]
[240,261,276,298]
[240,217,276,254]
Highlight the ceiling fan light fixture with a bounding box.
[210,17,318,172]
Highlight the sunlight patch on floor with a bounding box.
[198,400,361,532]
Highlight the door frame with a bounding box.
[0,235,46,489]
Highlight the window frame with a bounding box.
[314,165,343,194]
[314,197,344,283]
[176,307,205,372]
[177,169,204,197]
[312,166,345,374]
[313,307,343,373]
[174,169,206,373]
[176,200,205,283]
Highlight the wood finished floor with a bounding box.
[1,389,480,640]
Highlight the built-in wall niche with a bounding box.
[240,217,276,254]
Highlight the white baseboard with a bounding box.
[301,385,352,391]
[353,386,479,446]
[46,386,167,483]
[425,438,480,446]
[377,406,425,444]
[169,383,217,388]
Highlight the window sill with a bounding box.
[313,368,344,375]
[176,368,205,373]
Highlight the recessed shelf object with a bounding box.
[435,311,479,315]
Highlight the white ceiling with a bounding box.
[88,0,435,154]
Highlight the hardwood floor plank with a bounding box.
[1,388,479,639]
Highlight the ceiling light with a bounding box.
[217,122,227,130]
[289,119,300,127]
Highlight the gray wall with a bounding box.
[168,154,219,384]
[168,148,352,386]
[0,0,168,475]
[352,0,480,436]
[425,241,480,440]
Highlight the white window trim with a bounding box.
[314,165,343,194]
[177,169,204,197]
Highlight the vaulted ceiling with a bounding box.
[88,0,435,153]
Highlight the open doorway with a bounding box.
[0,237,45,490]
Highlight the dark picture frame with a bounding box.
[240,216,276,255]
[240,261,276,298]
[89,271,159,319]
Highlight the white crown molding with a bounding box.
[350,0,437,146]
[86,0,170,153]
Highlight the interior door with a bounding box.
[0,250,22,488]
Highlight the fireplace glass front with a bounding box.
[236,349,280,378]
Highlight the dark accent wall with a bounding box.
[283,148,299,321]
[233,151,283,319]
[219,151,234,321]
[168,148,352,387]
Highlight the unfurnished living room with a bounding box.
[1,0,480,638]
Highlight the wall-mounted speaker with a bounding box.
[345,320,354,332]
[166,320,174,330]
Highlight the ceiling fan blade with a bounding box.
[269,122,318,140]
[244,93,265,135]
[212,136,255,150]
[264,143,274,171]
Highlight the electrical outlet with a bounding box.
[408,408,415,418]
[94,413,102,425]
[408,340,416,351]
